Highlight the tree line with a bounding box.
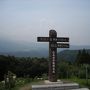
[76,49,90,65]
[0,49,90,81]
[0,56,48,81]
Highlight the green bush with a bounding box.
[0,82,4,90]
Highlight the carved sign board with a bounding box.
[37,37,69,42]
[37,37,49,42]
[50,43,69,48]
[50,37,69,42]
[37,30,70,82]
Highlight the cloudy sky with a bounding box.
[0,0,90,46]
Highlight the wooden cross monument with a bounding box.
[37,30,69,82]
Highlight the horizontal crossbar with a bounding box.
[50,43,69,48]
[37,37,69,42]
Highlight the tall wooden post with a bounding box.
[49,30,57,82]
[37,29,69,82]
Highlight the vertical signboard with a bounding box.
[49,30,57,82]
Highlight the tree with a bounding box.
[0,55,48,81]
[75,49,90,65]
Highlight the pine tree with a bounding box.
[76,50,81,65]
[76,49,90,65]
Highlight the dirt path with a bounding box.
[19,84,32,90]
[19,80,44,90]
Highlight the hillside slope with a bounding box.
[57,49,90,62]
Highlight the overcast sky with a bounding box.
[0,0,90,45]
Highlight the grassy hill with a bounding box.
[57,49,90,62]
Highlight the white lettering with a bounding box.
[52,51,56,73]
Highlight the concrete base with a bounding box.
[32,81,79,90]
[71,88,89,90]
[44,80,63,84]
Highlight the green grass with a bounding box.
[62,78,90,89]
[0,78,32,90]
[0,82,5,90]
[0,78,44,90]
[1,78,90,90]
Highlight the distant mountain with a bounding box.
[0,39,90,57]
[0,38,90,52]
[0,50,48,57]
[0,48,90,60]
[69,45,90,50]
[57,49,90,62]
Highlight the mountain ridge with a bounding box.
[0,39,90,58]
